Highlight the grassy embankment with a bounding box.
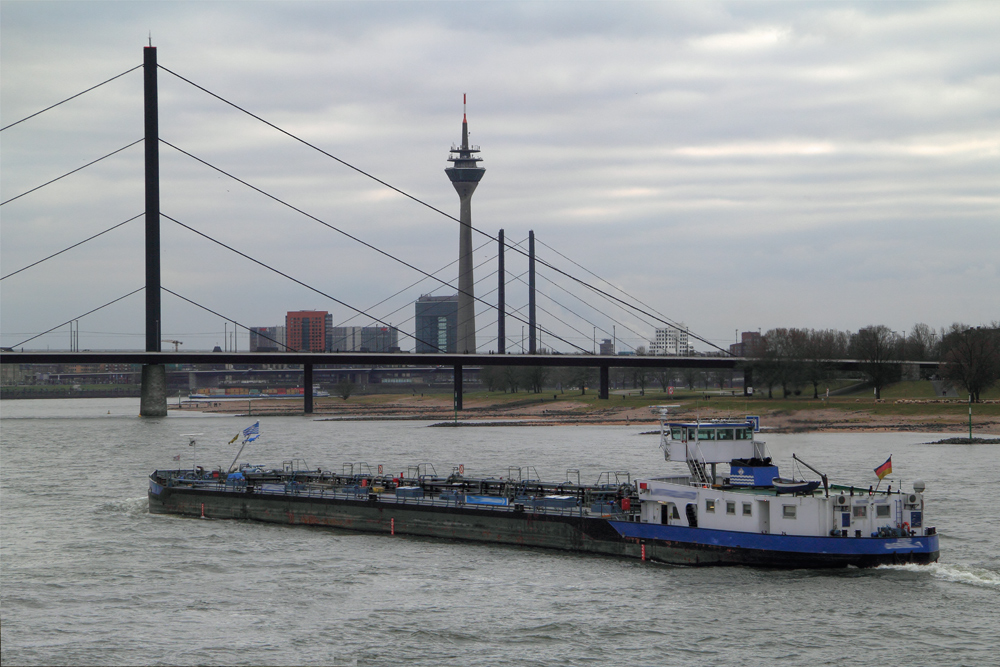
[457,380,1000,419]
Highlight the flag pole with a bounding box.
[228,440,248,473]
[873,455,891,494]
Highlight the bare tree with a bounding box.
[681,367,701,391]
[940,323,1000,403]
[632,367,649,396]
[503,366,522,393]
[802,329,848,398]
[562,367,595,395]
[906,323,938,361]
[524,366,550,393]
[335,377,355,401]
[653,367,674,392]
[479,365,504,392]
[761,328,805,398]
[850,325,900,399]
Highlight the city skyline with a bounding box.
[2,2,997,353]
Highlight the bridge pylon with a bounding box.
[140,44,166,416]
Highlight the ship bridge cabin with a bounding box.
[660,420,768,487]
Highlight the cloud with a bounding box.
[2,1,998,352]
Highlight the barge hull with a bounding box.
[149,485,938,568]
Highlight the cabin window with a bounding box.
[671,427,683,440]
[726,501,736,515]
[853,506,867,519]
[742,502,752,516]
[735,428,754,440]
[717,429,734,441]
[782,505,797,519]
[705,499,716,513]
[672,506,681,520]
[687,428,697,441]
[698,429,716,440]
[876,505,891,518]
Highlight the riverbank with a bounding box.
[173,392,1000,434]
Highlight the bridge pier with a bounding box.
[304,363,313,414]
[140,364,168,417]
[743,367,753,397]
[454,364,463,411]
[599,366,609,400]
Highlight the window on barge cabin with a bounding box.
[697,429,716,440]
[782,505,797,519]
[735,428,754,440]
[742,502,752,516]
[705,499,716,513]
[717,429,734,441]
[853,506,867,519]
[876,504,891,518]
[671,427,684,440]
[726,501,736,515]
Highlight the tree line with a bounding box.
[745,323,999,401]
[477,322,1000,403]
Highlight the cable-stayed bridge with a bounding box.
[1,47,931,414]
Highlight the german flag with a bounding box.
[874,455,892,480]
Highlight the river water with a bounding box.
[1,398,997,666]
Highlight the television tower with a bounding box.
[445,94,485,354]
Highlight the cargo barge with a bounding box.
[148,416,939,568]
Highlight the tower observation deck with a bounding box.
[444,95,485,354]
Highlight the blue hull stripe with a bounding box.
[608,521,939,556]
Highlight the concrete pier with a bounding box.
[140,364,168,416]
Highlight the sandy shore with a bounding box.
[175,394,999,434]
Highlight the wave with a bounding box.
[96,496,149,516]
[879,562,1000,589]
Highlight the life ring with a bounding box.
[901,521,910,533]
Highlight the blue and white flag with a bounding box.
[242,421,260,442]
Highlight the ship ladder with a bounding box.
[686,456,712,486]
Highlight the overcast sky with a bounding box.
[2,1,997,353]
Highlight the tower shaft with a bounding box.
[456,189,476,353]
[444,95,485,354]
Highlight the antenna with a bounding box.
[148,32,152,47]
[181,433,204,473]
[463,93,466,122]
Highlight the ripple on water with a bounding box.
[878,561,1000,589]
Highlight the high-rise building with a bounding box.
[730,331,762,357]
[650,324,693,356]
[599,338,614,356]
[444,95,485,354]
[328,326,400,353]
[250,326,286,352]
[285,311,328,352]
[415,295,458,353]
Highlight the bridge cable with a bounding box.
[0,213,143,281]
[1,139,143,206]
[158,143,587,353]
[504,238,651,346]
[162,213,443,352]
[507,272,622,351]
[157,66,722,351]
[331,238,494,330]
[533,269,647,350]
[0,65,141,132]
[161,288,292,352]
[8,287,145,349]
[336,254,499,343]
[535,236,699,344]
[328,260,499,350]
